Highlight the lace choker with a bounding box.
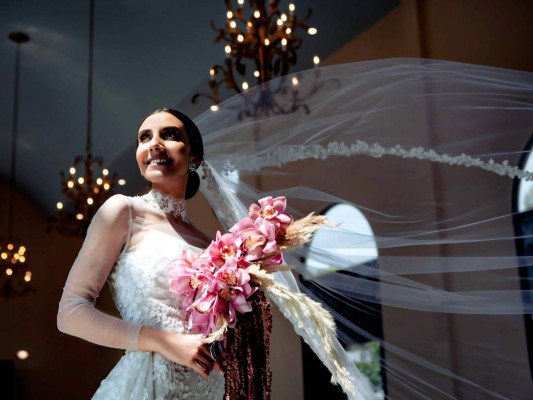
[141,189,189,222]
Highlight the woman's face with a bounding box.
[136,112,193,185]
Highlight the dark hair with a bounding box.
[141,108,204,199]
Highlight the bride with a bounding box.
[57,109,225,399]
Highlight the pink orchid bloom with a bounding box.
[213,259,251,289]
[230,216,279,261]
[213,260,256,325]
[168,250,202,294]
[207,231,243,267]
[262,251,284,267]
[249,196,293,231]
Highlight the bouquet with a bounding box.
[167,196,357,399]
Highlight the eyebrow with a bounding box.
[161,126,184,135]
[138,126,184,137]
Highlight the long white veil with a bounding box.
[196,58,533,399]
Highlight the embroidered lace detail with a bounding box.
[141,189,190,222]
[225,140,533,181]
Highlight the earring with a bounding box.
[188,163,197,172]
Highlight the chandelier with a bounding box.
[55,0,125,236]
[1,32,32,298]
[192,0,320,117]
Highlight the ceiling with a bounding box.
[0,0,399,217]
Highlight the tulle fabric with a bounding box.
[195,59,533,399]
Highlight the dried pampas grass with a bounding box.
[279,213,336,250]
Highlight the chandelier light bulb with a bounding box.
[229,20,237,29]
[286,27,292,34]
[103,183,111,190]
[254,10,260,18]
[242,81,249,90]
[281,38,288,46]
[280,13,287,22]
[78,177,85,184]
[210,105,219,112]
[6,268,13,276]
[308,27,318,35]
[96,177,103,185]
[1,253,7,260]
[102,168,109,176]
[16,350,29,360]
[313,55,320,65]
[226,11,233,19]
[238,0,244,4]
[225,45,232,54]
[18,246,26,254]
[69,167,76,175]
[237,34,244,42]
[292,76,299,86]
[19,256,26,263]
[118,179,126,186]
[264,38,270,46]
[67,180,74,188]
[254,70,260,78]
[56,202,64,210]
[76,213,84,220]
[289,3,295,12]
[7,244,13,251]
[210,68,215,76]
[87,197,94,205]
[277,19,283,26]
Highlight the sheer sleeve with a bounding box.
[57,194,142,351]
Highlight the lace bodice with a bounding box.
[58,193,224,399]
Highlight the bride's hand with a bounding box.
[138,326,222,377]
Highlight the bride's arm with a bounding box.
[57,194,140,350]
[57,195,220,376]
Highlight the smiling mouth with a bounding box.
[146,158,172,166]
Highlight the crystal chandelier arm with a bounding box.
[57,195,141,350]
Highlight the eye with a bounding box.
[138,132,151,143]
[162,130,182,141]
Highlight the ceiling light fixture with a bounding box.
[192,0,321,118]
[55,0,125,236]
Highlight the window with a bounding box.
[299,203,386,399]
[512,134,533,379]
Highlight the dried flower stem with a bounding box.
[279,213,336,250]
[249,265,357,397]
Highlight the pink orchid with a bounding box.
[207,231,243,267]
[248,196,293,231]
[167,250,200,293]
[232,217,279,261]
[168,250,217,310]
[213,259,256,319]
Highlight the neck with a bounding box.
[151,182,186,200]
[143,188,189,222]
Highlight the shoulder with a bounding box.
[91,194,132,229]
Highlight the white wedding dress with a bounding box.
[58,191,225,400]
